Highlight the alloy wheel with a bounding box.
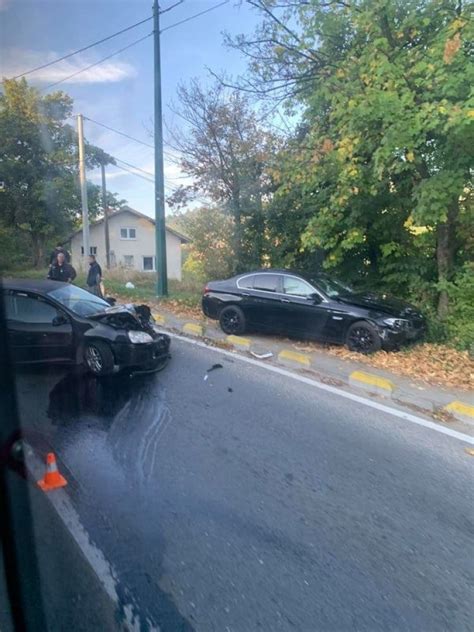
[85,345,103,373]
[221,310,241,334]
[348,326,376,353]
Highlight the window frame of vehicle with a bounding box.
[282,275,318,299]
[4,291,74,363]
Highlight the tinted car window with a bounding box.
[6,294,58,324]
[253,274,279,292]
[283,277,314,297]
[238,275,255,289]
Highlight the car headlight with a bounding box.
[128,330,153,344]
[383,318,409,329]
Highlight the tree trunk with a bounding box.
[31,233,44,269]
[436,201,458,319]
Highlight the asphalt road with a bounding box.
[11,337,474,631]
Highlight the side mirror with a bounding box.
[308,293,322,304]
[52,314,68,326]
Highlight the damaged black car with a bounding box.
[3,279,171,376]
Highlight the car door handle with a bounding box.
[281,298,291,303]
[241,292,250,296]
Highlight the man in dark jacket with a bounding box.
[47,252,76,282]
[49,244,71,264]
[86,255,103,297]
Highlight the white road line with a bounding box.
[25,447,159,632]
[167,332,474,446]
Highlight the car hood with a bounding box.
[337,292,422,318]
[89,303,155,333]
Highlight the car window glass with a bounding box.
[283,277,314,297]
[238,276,254,289]
[8,295,57,324]
[253,274,279,292]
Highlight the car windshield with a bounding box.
[311,276,354,298]
[48,284,109,317]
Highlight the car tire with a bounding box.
[219,305,246,335]
[346,321,382,354]
[84,340,115,376]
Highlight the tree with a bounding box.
[229,0,473,317]
[0,79,118,268]
[167,80,280,273]
[171,206,234,280]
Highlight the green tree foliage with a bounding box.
[231,0,473,329]
[171,206,234,281]
[0,79,121,269]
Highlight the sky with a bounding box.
[0,0,262,217]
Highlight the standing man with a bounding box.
[47,252,76,283]
[86,254,103,297]
[49,243,71,264]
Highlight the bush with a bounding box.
[443,263,474,352]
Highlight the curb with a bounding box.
[182,322,204,337]
[445,401,474,425]
[278,349,311,368]
[152,312,166,325]
[349,371,394,397]
[226,335,252,350]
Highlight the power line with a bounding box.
[41,32,152,92]
[114,157,154,178]
[112,162,155,183]
[160,0,185,15]
[161,0,229,33]
[10,16,153,80]
[84,117,155,149]
[83,116,178,160]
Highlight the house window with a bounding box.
[120,227,136,240]
[143,256,155,272]
[123,255,134,268]
[81,246,97,255]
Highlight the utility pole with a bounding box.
[77,114,90,262]
[100,162,111,269]
[153,0,168,296]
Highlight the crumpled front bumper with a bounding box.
[111,334,171,371]
[379,325,425,349]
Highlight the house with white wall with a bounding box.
[67,206,189,280]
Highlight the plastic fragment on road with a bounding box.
[37,452,67,491]
[250,351,273,360]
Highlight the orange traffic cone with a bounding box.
[37,452,67,491]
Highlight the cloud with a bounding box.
[2,48,136,84]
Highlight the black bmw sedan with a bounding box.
[3,279,171,375]
[202,270,425,353]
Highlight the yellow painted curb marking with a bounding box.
[278,349,311,367]
[226,335,251,349]
[445,401,474,419]
[350,371,394,392]
[183,322,203,336]
[152,313,166,325]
